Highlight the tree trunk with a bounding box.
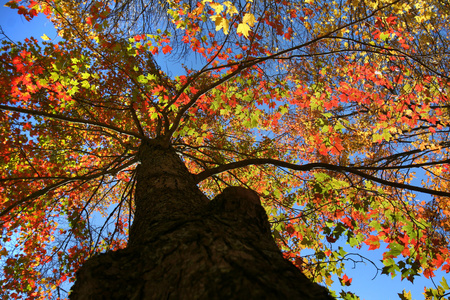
[69,139,334,299]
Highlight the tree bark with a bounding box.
[69,139,334,299]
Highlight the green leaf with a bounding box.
[372,132,382,143]
[146,112,157,122]
[333,223,346,237]
[279,104,289,114]
[81,80,90,88]
[321,125,330,133]
[380,32,390,41]
[440,277,449,290]
[211,99,221,110]
[146,74,156,81]
[397,290,412,300]
[314,172,330,182]
[187,128,196,136]
[68,86,79,96]
[38,78,48,87]
[387,243,403,257]
[250,112,260,127]
[339,291,360,300]
[369,220,382,231]
[382,129,392,141]
[137,74,148,84]
[334,121,345,132]
[50,72,59,81]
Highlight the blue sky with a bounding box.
[0,3,448,299]
[1,3,56,41]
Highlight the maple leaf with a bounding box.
[340,274,352,286]
[364,235,381,250]
[243,13,256,27]
[423,268,435,279]
[224,1,238,15]
[209,2,224,14]
[237,23,251,38]
[2,0,450,299]
[211,15,230,34]
[41,34,51,41]
[162,45,172,54]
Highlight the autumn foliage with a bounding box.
[1,0,450,298]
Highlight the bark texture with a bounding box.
[70,140,334,300]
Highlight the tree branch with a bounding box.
[193,158,450,197]
[0,157,138,220]
[165,0,404,140]
[0,104,145,140]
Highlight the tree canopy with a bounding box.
[1,0,450,298]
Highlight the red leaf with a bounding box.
[162,45,172,54]
[423,268,434,279]
[386,15,397,25]
[340,274,352,286]
[365,235,381,250]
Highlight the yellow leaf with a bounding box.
[398,290,412,300]
[210,3,224,14]
[211,15,230,34]
[41,34,51,41]
[242,13,256,27]
[325,276,333,286]
[237,23,251,38]
[224,1,238,15]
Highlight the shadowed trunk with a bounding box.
[69,139,334,299]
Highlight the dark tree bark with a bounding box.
[69,139,334,299]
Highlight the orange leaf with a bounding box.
[162,45,172,54]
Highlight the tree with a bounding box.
[1,0,450,298]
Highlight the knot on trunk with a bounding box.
[208,186,271,236]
